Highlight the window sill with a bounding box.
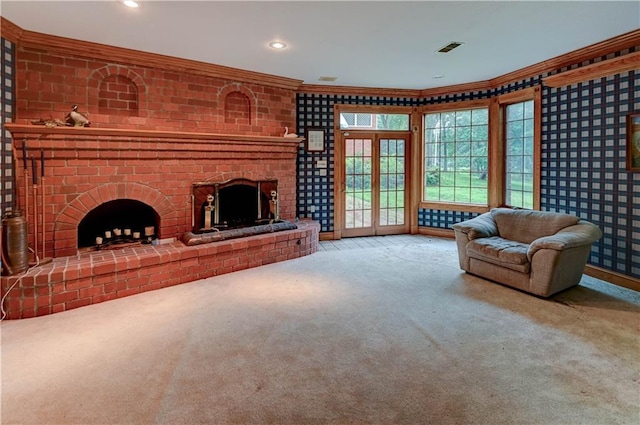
[419,202,489,213]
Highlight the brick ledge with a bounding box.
[1,220,320,319]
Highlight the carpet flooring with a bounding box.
[1,235,639,424]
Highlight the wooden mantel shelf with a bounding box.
[4,124,305,144]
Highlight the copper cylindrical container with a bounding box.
[1,210,29,276]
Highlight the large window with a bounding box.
[497,87,541,210]
[505,100,535,208]
[423,107,489,206]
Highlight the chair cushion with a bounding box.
[466,236,530,273]
[491,208,580,244]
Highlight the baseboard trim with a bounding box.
[319,232,335,241]
[417,227,455,239]
[585,265,640,293]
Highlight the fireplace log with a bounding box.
[181,221,297,246]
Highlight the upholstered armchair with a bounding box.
[452,208,602,297]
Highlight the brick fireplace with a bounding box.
[8,124,303,257]
[0,22,321,319]
[1,124,319,319]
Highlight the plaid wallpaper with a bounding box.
[296,48,639,279]
[296,94,421,232]
[1,37,15,214]
[542,68,639,276]
[1,34,636,278]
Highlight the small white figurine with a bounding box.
[283,127,298,138]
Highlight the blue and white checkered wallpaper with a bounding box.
[542,68,639,276]
[1,37,15,214]
[1,34,636,277]
[296,48,639,278]
[296,94,422,231]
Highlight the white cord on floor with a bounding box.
[1,248,39,321]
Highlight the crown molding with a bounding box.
[298,84,421,98]
[543,51,640,88]
[490,28,640,88]
[7,18,303,91]
[299,30,639,97]
[0,16,23,44]
[419,80,492,98]
[4,18,638,96]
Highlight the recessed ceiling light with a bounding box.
[433,74,445,79]
[268,41,287,50]
[123,1,139,8]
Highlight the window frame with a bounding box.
[491,87,541,210]
[333,104,419,239]
[419,99,491,213]
[336,104,412,131]
[341,112,375,129]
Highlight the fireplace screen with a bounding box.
[191,179,278,233]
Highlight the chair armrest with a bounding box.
[527,221,602,260]
[452,212,498,240]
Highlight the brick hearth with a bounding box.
[1,29,317,319]
[1,220,319,319]
[1,125,317,319]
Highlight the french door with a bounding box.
[341,132,409,237]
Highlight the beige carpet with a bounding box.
[1,235,639,425]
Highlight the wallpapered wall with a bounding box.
[0,38,14,214]
[296,49,639,279]
[0,36,636,279]
[295,94,421,231]
[542,67,639,277]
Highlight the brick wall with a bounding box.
[98,75,138,116]
[9,41,303,259]
[1,38,314,319]
[16,46,296,135]
[11,131,301,258]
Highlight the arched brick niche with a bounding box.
[98,75,139,116]
[88,66,146,117]
[54,182,176,257]
[224,91,250,125]
[219,84,255,127]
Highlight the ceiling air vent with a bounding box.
[318,76,338,82]
[437,41,464,53]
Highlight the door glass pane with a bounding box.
[345,138,372,229]
[379,138,405,226]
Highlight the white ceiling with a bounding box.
[1,1,639,90]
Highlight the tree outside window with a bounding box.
[423,108,489,205]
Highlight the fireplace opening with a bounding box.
[192,179,279,233]
[218,185,258,227]
[77,199,160,249]
[184,179,297,246]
